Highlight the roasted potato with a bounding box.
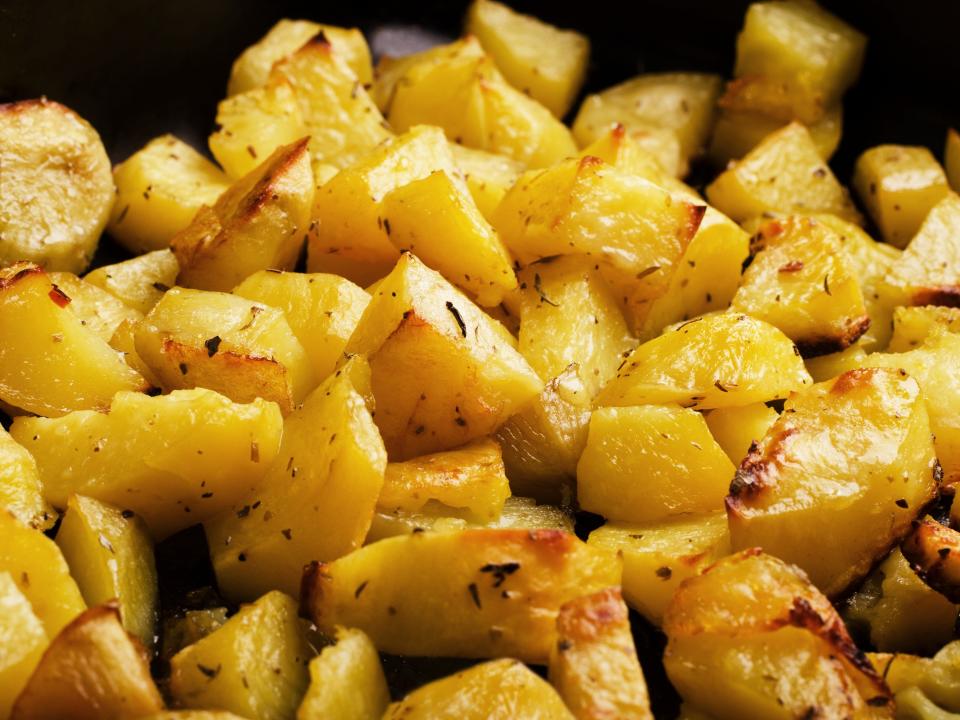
[161,608,229,663]
[704,402,779,466]
[902,517,960,603]
[43,270,142,343]
[84,249,180,315]
[449,139,525,222]
[0,572,48,718]
[0,426,55,531]
[870,642,960,716]
[0,99,113,273]
[889,306,960,352]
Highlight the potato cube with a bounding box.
[449,141,524,221]
[597,312,812,410]
[0,572,47,719]
[344,254,542,459]
[108,135,229,254]
[11,388,283,539]
[301,528,620,663]
[172,138,313,292]
[0,426,55,531]
[228,19,372,96]
[948,128,960,192]
[84,249,180,315]
[706,122,860,223]
[578,404,734,523]
[46,271,142,341]
[134,286,315,413]
[704,402,779,466]
[889,306,960,352]
[0,262,148,417]
[663,550,890,719]
[728,367,939,597]
[708,104,843,166]
[205,359,385,601]
[55,495,157,648]
[466,0,589,118]
[169,591,311,720]
[853,145,950,248]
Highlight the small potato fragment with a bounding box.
[134,287,315,413]
[708,104,843,166]
[854,146,950,248]
[0,572,48,718]
[727,367,939,597]
[0,426,55,531]
[233,270,370,382]
[296,626,389,720]
[11,603,163,720]
[384,658,573,720]
[597,312,812,410]
[344,253,542,460]
[301,528,621,663]
[549,587,653,720]
[449,143,524,221]
[204,359,385,601]
[169,591,311,720]
[704,402,779,466]
[84,249,180,315]
[55,495,158,648]
[172,138,313,292]
[578,405,734,523]
[869,642,960,715]
[0,99,113,273]
[948,129,960,193]
[46,271,142,341]
[889,306,960,352]
[902,518,960,603]
[663,550,891,720]
[11,388,283,539]
[160,608,229,663]
[706,122,860,223]
[466,0,589,118]
[587,513,730,626]
[108,135,229,254]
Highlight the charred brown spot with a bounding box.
[796,315,871,358]
[830,367,882,395]
[47,284,72,308]
[911,286,960,308]
[778,260,804,273]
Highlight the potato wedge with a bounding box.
[297,626,389,720]
[704,403,779,466]
[0,262,149,417]
[301,528,621,662]
[11,603,162,720]
[169,591,311,720]
[108,135,229,254]
[11,388,282,539]
[84,249,180,315]
[727,367,939,597]
[549,587,653,720]
[0,572,48,719]
[597,312,812,410]
[0,99,113,273]
[172,138,313,292]
[205,358,385,601]
[902,518,960,603]
[47,271,143,341]
[449,141,525,222]
[889,306,960,352]
[0,426,55,531]
[344,253,542,459]
[55,495,157,648]
[663,550,891,719]
[708,104,843,166]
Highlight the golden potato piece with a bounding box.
[708,104,843,166]
[297,626,389,720]
[549,587,653,719]
[466,0,589,118]
[889,306,960,352]
[46,271,142,341]
[0,572,48,719]
[449,141,524,222]
[55,495,157,648]
[84,249,180,315]
[11,388,283,539]
[172,138,313,292]
[108,135,229,254]
[869,641,960,715]
[0,262,148,417]
[0,99,113,273]
[169,591,311,720]
[902,518,960,604]
[0,426,55,531]
[597,312,812,410]
[663,550,890,719]
[344,253,542,460]
[704,402,779,466]
[11,603,162,720]
[727,367,939,597]
[301,528,621,663]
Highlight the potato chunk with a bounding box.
[706,122,859,223]
[0,426,55,531]
[301,528,620,662]
[172,138,313,292]
[727,367,939,597]
[169,591,311,720]
[11,388,282,539]
[597,312,812,410]
[384,658,573,719]
[853,146,950,248]
[0,99,113,273]
[108,135,229,254]
[889,306,960,352]
[55,495,157,648]
[731,215,870,355]
[588,513,730,626]
[705,403,779,466]
[84,249,180,315]
[297,626,389,720]
[549,588,653,719]
[663,550,891,719]
[0,263,148,417]
[449,141,524,221]
[902,518,960,603]
[344,254,542,459]
[205,359,385,601]
[0,572,48,718]
[11,603,162,720]
[466,0,589,118]
[708,104,843,165]
[578,405,734,523]
[135,287,315,414]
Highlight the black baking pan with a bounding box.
[1,0,958,716]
